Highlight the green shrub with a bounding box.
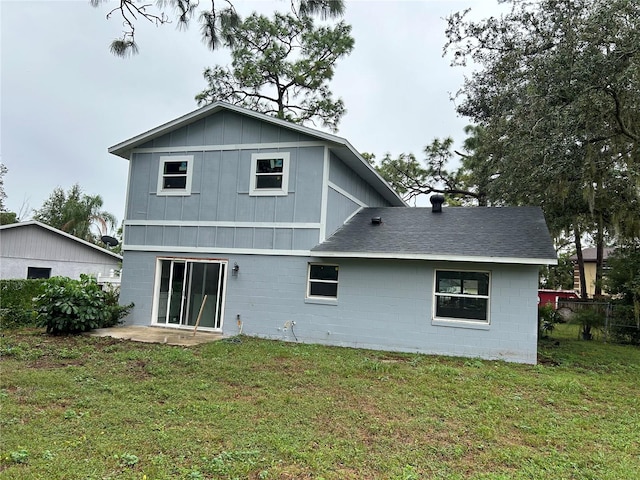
[538,303,561,338]
[572,308,605,340]
[0,279,47,329]
[34,275,133,335]
[605,244,640,344]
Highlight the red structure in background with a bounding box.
[538,289,579,309]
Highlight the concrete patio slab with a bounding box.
[87,326,223,346]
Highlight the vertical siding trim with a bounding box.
[319,146,330,242]
[150,257,162,325]
[123,154,133,249]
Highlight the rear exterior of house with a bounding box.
[110,102,557,364]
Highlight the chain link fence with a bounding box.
[556,299,640,344]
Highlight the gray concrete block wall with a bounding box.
[230,257,539,363]
[121,251,539,363]
[118,251,157,325]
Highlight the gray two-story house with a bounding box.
[110,102,557,364]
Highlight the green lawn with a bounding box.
[1,325,638,479]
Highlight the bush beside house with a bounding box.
[35,275,133,335]
[0,279,47,328]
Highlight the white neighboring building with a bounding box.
[0,221,122,283]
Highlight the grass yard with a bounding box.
[1,324,638,479]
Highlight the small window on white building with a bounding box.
[249,152,290,196]
[307,264,339,299]
[157,156,193,196]
[27,267,51,279]
[434,270,490,323]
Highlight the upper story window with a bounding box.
[249,152,290,196]
[434,270,490,323]
[157,156,193,196]
[307,264,339,299]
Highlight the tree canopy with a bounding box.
[442,0,640,295]
[0,163,19,225]
[606,243,640,327]
[444,0,639,215]
[0,163,7,212]
[195,11,353,131]
[33,184,117,245]
[90,0,344,57]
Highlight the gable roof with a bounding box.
[311,206,557,265]
[569,247,615,262]
[0,221,122,261]
[108,101,405,207]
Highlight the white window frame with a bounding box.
[306,263,339,300]
[249,152,290,196]
[433,269,491,324]
[157,155,194,196]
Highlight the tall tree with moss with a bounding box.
[444,0,640,297]
[33,184,117,245]
[90,0,344,57]
[195,10,353,132]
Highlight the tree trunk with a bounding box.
[574,225,588,299]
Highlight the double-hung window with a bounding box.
[250,152,290,196]
[307,264,339,299]
[157,156,193,195]
[434,270,490,322]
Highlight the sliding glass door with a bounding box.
[156,259,226,331]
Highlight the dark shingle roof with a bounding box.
[312,206,557,264]
[569,247,615,262]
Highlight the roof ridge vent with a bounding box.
[430,194,445,213]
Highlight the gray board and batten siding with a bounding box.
[125,146,326,252]
[109,103,405,212]
[0,221,122,280]
[114,104,403,254]
[325,152,390,238]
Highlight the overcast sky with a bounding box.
[1,0,504,231]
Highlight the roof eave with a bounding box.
[310,250,558,265]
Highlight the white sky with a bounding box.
[1,0,504,231]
